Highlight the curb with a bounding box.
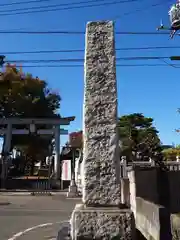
[0,192,32,196]
[0,191,68,196]
[0,202,10,205]
[56,222,70,240]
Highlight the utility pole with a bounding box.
[0,55,6,189]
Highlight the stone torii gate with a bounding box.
[0,117,75,180]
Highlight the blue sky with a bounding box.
[0,0,180,147]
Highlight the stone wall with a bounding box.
[135,167,159,204]
[128,166,180,213]
[168,171,180,213]
[128,166,159,217]
[171,214,180,240]
[128,169,136,219]
[136,197,171,240]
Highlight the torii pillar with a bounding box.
[54,125,60,180]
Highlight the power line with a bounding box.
[4,56,170,63]
[5,59,85,63]
[4,64,180,68]
[0,0,52,8]
[114,0,171,20]
[116,46,180,50]
[116,56,169,60]
[116,31,171,35]
[0,30,84,34]
[0,30,173,35]
[2,50,84,55]
[0,0,131,13]
[0,50,83,54]
[0,0,164,17]
[0,46,180,55]
[159,58,178,68]
[0,0,139,16]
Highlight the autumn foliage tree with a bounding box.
[162,145,180,161]
[0,64,61,174]
[0,64,60,118]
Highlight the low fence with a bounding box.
[135,197,172,240]
[120,157,180,178]
[31,179,52,195]
[0,178,52,194]
[128,164,180,214]
[74,156,180,197]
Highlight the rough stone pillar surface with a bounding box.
[71,204,135,240]
[70,21,135,240]
[82,20,120,206]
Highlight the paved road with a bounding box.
[0,194,80,240]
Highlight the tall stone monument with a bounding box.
[70,21,135,240]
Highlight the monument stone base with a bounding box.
[70,204,136,240]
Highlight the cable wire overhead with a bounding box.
[0,0,139,16]
[4,56,170,63]
[0,0,52,7]
[0,46,179,55]
[5,64,180,68]
[0,30,173,35]
[0,0,137,13]
[114,0,171,20]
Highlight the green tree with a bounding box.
[162,145,180,161]
[0,64,61,174]
[118,113,161,162]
